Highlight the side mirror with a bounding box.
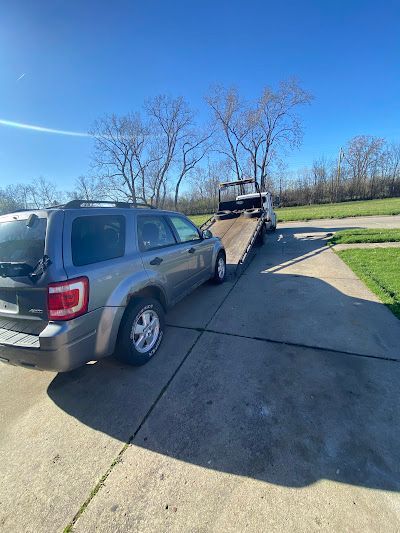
[202,229,213,239]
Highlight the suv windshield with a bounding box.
[0,217,47,268]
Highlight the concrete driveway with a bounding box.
[1,216,400,532]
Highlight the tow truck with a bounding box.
[200,179,277,274]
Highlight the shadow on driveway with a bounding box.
[47,225,400,493]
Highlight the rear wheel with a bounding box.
[212,252,226,284]
[255,224,265,246]
[115,298,165,366]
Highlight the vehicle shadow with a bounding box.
[47,224,400,492]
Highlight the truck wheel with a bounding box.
[115,298,165,366]
[255,225,265,246]
[244,208,262,219]
[212,252,226,284]
[269,221,277,232]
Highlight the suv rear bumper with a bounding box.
[0,331,97,372]
[0,306,124,372]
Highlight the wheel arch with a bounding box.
[126,284,168,312]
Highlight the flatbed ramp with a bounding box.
[205,214,265,273]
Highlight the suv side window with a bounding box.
[168,215,201,243]
[71,215,125,266]
[137,215,177,252]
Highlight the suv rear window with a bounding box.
[0,217,47,268]
[71,215,125,266]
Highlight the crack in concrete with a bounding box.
[63,254,253,531]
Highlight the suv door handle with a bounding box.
[149,256,163,265]
[187,247,196,254]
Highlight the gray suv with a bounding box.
[0,201,226,371]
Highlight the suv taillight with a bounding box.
[47,276,89,321]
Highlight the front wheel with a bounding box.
[115,298,165,366]
[212,252,226,284]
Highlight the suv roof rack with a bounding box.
[59,200,156,209]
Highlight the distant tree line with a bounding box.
[1,80,399,215]
[278,136,400,207]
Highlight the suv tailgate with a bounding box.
[0,210,66,346]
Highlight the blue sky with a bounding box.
[1,0,399,188]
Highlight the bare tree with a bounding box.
[191,160,227,201]
[90,113,152,204]
[173,129,213,210]
[72,176,102,201]
[385,142,400,196]
[245,79,312,188]
[29,177,62,207]
[206,87,247,181]
[0,186,23,214]
[343,135,385,199]
[91,96,197,207]
[311,156,332,203]
[145,95,194,207]
[206,79,312,188]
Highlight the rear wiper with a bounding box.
[29,255,52,282]
[0,256,52,281]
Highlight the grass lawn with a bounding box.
[276,197,400,222]
[330,228,400,245]
[189,213,213,227]
[337,248,400,319]
[189,197,400,225]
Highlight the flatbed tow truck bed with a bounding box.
[202,213,265,274]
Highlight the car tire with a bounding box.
[243,208,263,219]
[212,252,226,284]
[215,210,238,221]
[115,298,165,366]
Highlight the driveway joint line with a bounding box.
[62,255,254,532]
[63,330,203,532]
[167,324,400,364]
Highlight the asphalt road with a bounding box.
[1,215,400,532]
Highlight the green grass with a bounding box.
[330,228,400,245]
[189,198,400,225]
[189,213,213,227]
[336,248,400,319]
[276,197,400,222]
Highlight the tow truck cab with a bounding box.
[235,191,277,230]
